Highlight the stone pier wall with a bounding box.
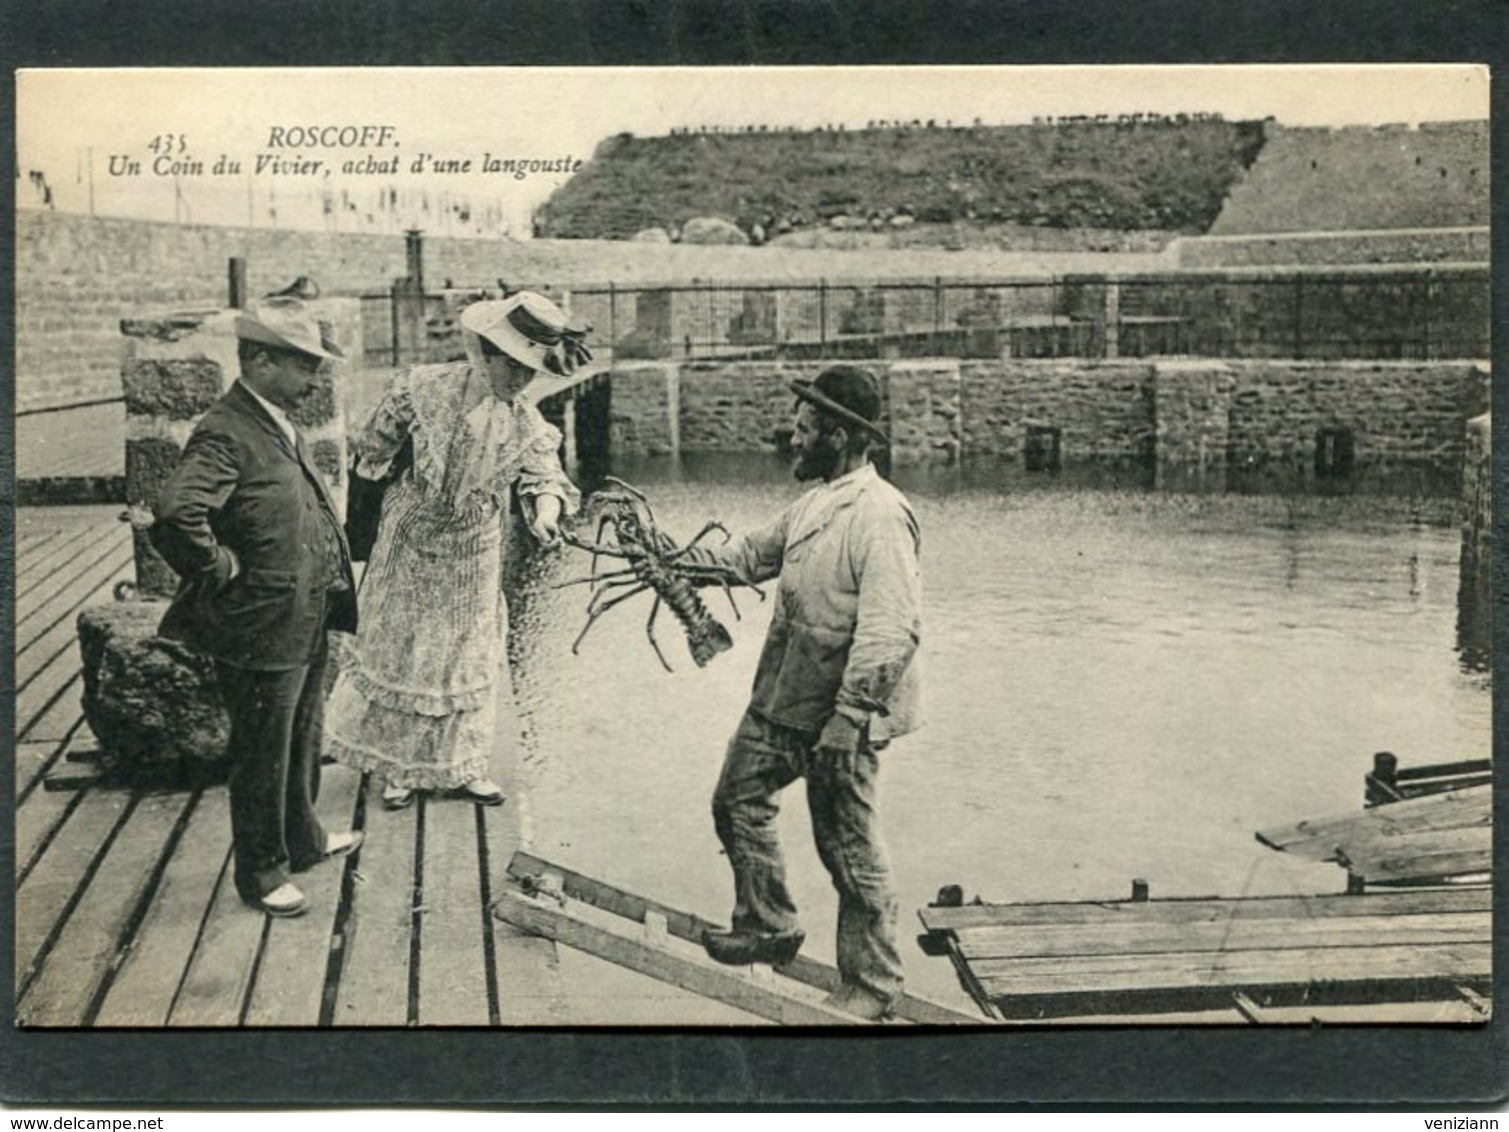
[1457,411,1492,667]
[603,357,1488,488]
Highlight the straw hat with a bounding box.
[460,292,581,373]
[234,297,344,360]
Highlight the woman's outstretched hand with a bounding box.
[529,495,564,548]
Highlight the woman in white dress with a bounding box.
[326,292,585,809]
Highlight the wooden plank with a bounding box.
[242,766,364,1027]
[1237,999,1487,1024]
[331,776,419,1027]
[1337,824,1492,861]
[970,942,1492,998]
[1394,758,1492,782]
[16,524,132,637]
[953,909,1490,962]
[15,790,134,998]
[15,729,78,808]
[94,791,231,1027]
[16,671,87,752]
[16,557,134,691]
[17,766,89,884]
[918,886,1492,934]
[1353,850,1494,886]
[16,655,87,744]
[480,759,568,1027]
[16,550,135,667]
[1455,985,1492,1018]
[17,792,193,1027]
[495,888,871,1026]
[17,736,92,887]
[508,851,980,1025]
[18,528,65,564]
[416,797,491,1026]
[1257,785,1491,858]
[15,525,104,596]
[166,858,268,1027]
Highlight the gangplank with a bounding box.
[491,850,983,1025]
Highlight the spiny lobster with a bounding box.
[556,477,762,672]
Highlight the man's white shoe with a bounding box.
[255,883,309,918]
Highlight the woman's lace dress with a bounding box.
[324,361,578,790]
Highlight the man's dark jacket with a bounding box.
[151,382,358,671]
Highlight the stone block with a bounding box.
[125,435,184,504]
[77,601,230,787]
[122,357,225,419]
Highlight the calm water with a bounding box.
[499,454,1491,1017]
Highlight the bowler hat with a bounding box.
[235,297,344,361]
[460,292,590,375]
[790,365,887,445]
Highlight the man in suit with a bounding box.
[152,298,362,917]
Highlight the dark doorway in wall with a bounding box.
[1315,427,1355,478]
[1024,425,1062,473]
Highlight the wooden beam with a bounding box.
[970,942,1491,998]
[950,909,1489,962]
[334,775,420,1027]
[918,886,1491,934]
[1256,784,1491,859]
[506,851,981,1025]
[493,889,870,1026]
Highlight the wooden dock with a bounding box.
[918,885,1491,1023]
[13,505,585,1027]
[1256,754,1492,891]
[919,752,1493,1025]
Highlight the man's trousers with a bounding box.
[711,709,903,1006]
[214,633,330,902]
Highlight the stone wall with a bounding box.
[1151,361,1236,490]
[1173,227,1490,268]
[606,358,1487,487]
[674,362,807,453]
[1223,360,1488,481]
[959,359,1153,464]
[606,364,680,457]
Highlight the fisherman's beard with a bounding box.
[793,438,841,482]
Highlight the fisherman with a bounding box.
[682,365,923,1021]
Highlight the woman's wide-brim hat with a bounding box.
[789,365,888,445]
[461,292,579,372]
[234,297,344,361]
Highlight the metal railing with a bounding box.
[361,265,1488,368]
